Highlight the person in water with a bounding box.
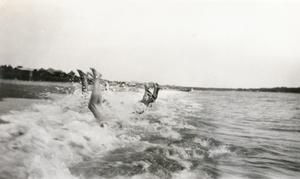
[81,68,160,122]
[77,69,94,93]
[140,83,160,106]
[88,68,104,121]
[77,69,111,93]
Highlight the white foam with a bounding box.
[194,138,210,148]
[0,88,201,178]
[172,169,213,179]
[208,145,231,158]
[0,90,125,178]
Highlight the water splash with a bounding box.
[1,88,299,179]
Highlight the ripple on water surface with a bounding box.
[0,89,300,179]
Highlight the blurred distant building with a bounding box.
[16,66,34,81]
[0,65,80,82]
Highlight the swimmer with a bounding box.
[86,68,160,123]
[77,69,95,93]
[82,68,118,128]
[141,83,160,106]
[88,68,104,122]
[77,69,89,93]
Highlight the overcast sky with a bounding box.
[1,0,300,88]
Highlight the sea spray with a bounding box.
[0,88,196,178]
[1,88,299,178]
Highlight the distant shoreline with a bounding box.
[1,65,300,94]
[0,79,75,86]
[170,85,300,94]
[1,79,300,94]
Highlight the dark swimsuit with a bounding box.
[141,89,155,106]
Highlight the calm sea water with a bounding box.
[0,85,299,179]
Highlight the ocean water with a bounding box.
[0,85,300,179]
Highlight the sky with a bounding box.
[1,0,300,88]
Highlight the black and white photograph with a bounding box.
[0,0,300,178]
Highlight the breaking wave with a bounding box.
[1,86,299,179]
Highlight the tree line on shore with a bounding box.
[0,65,80,82]
[0,65,145,90]
[1,64,299,93]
